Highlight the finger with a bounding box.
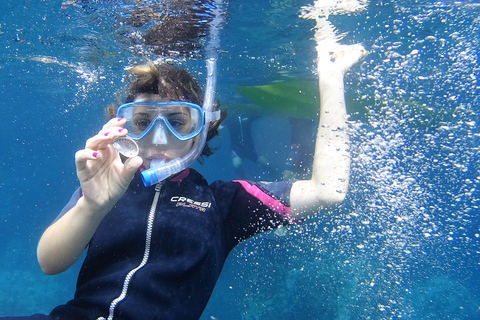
[75,149,100,172]
[86,127,128,150]
[121,156,143,183]
[85,118,127,150]
[102,117,127,130]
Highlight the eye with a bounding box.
[135,119,151,130]
[132,113,152,131]
[167,114,189,132]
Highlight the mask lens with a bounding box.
[116,102,204,141]
[167,105,202,137]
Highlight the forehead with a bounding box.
[134,94,165,103]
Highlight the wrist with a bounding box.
[76,195,114,222]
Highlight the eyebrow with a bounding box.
[132,111,188,117]
[166,112,188,117]
[133,112,149,116]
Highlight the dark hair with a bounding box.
[107,63,227,158]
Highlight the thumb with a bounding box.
[122,156,144,182]
[336,44,366,73]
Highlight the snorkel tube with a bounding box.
[141,1,223,187]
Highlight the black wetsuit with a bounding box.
[2,169,293,320]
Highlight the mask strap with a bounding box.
[205,110,221,122]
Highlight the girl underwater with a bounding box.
[1,45,364,319]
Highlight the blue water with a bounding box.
[1,0,480,319]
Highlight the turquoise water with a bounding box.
[1,0,480,319]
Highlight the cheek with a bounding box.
[169,140,194,154]
[136,140,154,154]
[167,141,194,160]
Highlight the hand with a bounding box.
[74,118,143,214]
[318,43,366,74]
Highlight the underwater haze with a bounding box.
[1,0,480,319]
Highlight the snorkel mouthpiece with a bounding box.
[141,158,186,187]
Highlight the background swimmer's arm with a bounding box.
[290,44,364,219]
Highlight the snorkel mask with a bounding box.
[113,1,223,187]
[114,90,220,186]
[116,101,206,144]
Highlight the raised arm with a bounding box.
[290,44,365,219]
[37,118,142,275]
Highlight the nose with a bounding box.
[152,122,168,145]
